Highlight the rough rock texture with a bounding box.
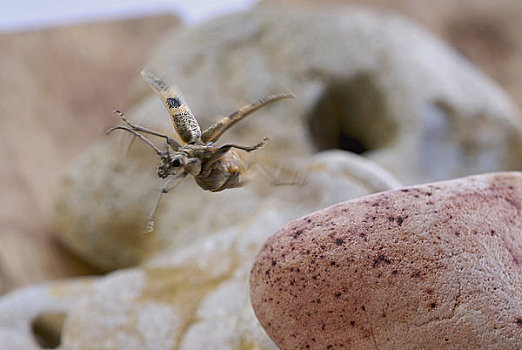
[3,151,400,350]
[54,7,522,271]
[250,172,522,349]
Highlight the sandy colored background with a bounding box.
[0,16,178,292]
[1,0,521,293]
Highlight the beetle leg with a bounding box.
[200,138,269,177]
[145,172,187,233]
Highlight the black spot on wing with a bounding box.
[167,97,182,108]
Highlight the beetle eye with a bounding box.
[172,158,181,167]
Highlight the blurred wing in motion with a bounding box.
[141,70,202,144]
[239,151,305,193]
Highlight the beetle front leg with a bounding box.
[145,173,187,233]
[200,138,269,177]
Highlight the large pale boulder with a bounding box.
[53,7,522,270]
[250,172,522,349]
[142,6,522,184]
[0,330,38,350]
[53,137,161,270]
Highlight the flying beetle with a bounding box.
[107,71,294,232]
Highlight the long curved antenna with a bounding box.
[107,126,163,156]
[201,93,294,143]
[113,109,180,150]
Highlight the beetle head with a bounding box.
[157,152,200,178]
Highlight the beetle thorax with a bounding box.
[157,148,203,179]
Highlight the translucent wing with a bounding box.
[141,70,202,144]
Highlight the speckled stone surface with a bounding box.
[251,172,522,349]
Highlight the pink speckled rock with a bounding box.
[250,172,522,350]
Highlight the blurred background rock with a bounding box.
[1,0,521,303]
[267,0,522,109]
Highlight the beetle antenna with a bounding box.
[107,126,163,156]
[112,109,181,151]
